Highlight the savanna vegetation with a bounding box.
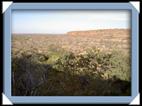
[12,46,131,96]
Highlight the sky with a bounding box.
[12,10,131,34]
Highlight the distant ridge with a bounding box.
[67,29,130,38]
[12,28,130,38]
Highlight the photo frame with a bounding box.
[3,2,139,104]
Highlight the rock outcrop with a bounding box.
[68,29,130,38]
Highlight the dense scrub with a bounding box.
[12,47,131,96]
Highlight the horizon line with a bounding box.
[12,28,130,35]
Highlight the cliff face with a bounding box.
[67,29,130,38]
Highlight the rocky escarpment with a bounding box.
[68,29,130,38]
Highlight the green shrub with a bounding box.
[12,47,131,96]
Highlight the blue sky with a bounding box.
[12,10,130,34]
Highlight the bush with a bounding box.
[52,48,131,95]
[12,48,131,96]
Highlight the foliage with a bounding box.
[12,47,131,96]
